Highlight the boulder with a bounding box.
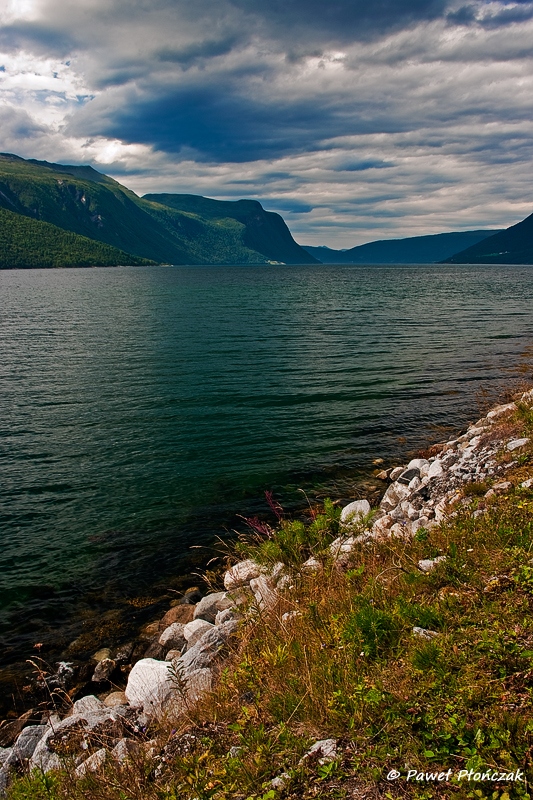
[104,691,128,708]
[389,466,404,481]
[223,559,261,590]
[249,575,278,611]
[371,514,393,538]
[74,748,106,778]
[159,623,186,650]
[92,658,116,682]
[340,499,370,524]
[73,695,106,715]
[112,738,142,763]
[193,592,234,623]
[407,458,430,476]
[397,467,420,486]
[5,725,47,767]
[180,623,235,673]
[125,658,179,716]
[427,459,444,479]
[161,604,195,627]
[184,619,214,648]
[215,607,237,626]
[380,482,411,512]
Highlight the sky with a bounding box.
[1,0,533,247]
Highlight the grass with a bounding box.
[7,405,533,799]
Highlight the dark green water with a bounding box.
[1,263,532,678]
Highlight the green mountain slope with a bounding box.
[144,194,315,265]
[0,153,316,266]
[442,211,533,264]
[303,230,501,264]
[0,208,153,268]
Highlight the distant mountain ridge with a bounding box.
[0,153,317,268]
[441,212,533,264]
[303,230,501,264]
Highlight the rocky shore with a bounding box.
[1,389,532,795]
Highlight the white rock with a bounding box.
[389,466,404,481]
[427,459,444,479]
[487,402,516,422]
[390,522,410,539]
[194,592,234,623]
[418,556,446,573]
[520,389,533,404]
[184,619,214,648]
[72,695,107,715]
[270,773,291,790]
[412,627,440,640]
[112,738,142,763]
[408,476,421,491]
[371,514,393,538]
[301,556,321,573]
[75,748,107,778]
[215,607,237,625]
[223,559,261,590]
[380,482,411,512]
[340,499,370,524]
[493,481,512,493]
[125,658,176,717]
[521,478,533,489]
[507,438,530,451]
[407,459,430,475]
[159,623,186,649]
[249,575,278,611]
[303,738,337,764]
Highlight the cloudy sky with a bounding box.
[1,0,533,246]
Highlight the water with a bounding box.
[1,263,533,690]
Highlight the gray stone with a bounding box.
[180,624,233,673]
[0,750,11,769]
[184,619,214,648]
[249,575,278,611]
[507,438,530,451]
[112,738,142,763]
[6,725,47,765]
[303,738,337,764]
[92,658,116,682]
[397,467,420,486]
[412,627,440,639]
[340,499,370,524]
[125,659,176,717]
[521,478,533,489]
[159,623,186,650]
[193,592,234,623]
[74,748,106,778]
[73,695,106,715]
[223,559,261,590]
[427,459,444,479]
[215,607,237,626]
[389,466,404,481]
[270,772,291,790]
[301,556,321,573]
[380,481,411,512]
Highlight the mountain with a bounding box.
[0,208,154,268]
[303,230,501,264]
[442,211,533,264]
[0,153,316,267]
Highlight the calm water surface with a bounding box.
[1,263,532,678]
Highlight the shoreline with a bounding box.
[2,386,533,794]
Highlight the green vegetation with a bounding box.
[7,408,533,798]
[0,208,153,268]
[0,153,317,267]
